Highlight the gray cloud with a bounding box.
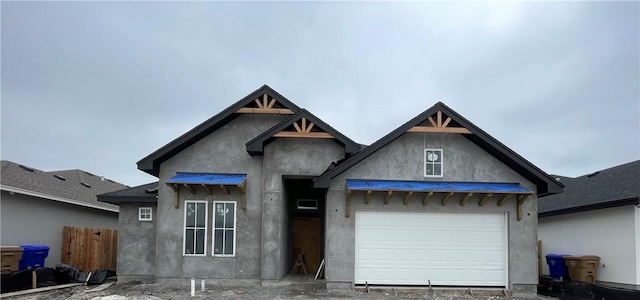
[2,1,638,186]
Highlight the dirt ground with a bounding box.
[3,280,558,300]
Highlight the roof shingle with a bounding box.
[0,160,128,211]
[538,160,640,217]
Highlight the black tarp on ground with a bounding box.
[559,281,593,300]
[591,284,640,300]
[538,276,640,300]
[1,268,57,293]
[53,264,115,285]
[54,264,88,283]
[1,265,115,294]
[537,275,563,298]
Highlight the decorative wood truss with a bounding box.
[344,180,533,221]
[273,117,335,139]
[236,93,295,115]
[407,111,472,134]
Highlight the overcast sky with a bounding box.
[2,1,639,187]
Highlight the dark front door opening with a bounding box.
[283,177,325,276]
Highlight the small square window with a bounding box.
[139,207,152,221]
[424,149,443,177]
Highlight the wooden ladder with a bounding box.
[293,254,308,275]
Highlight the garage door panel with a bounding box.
[355,211,506,286]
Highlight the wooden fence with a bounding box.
[61,226,117,271]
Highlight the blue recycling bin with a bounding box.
[546,254,570,280]
[18,245,50,270]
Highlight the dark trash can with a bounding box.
[18,245,49,270]
[546,253,570,280]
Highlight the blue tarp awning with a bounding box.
[166,173,248,210]
[167,173,247,185]
[343,179,533,220]
[345,179,533,194]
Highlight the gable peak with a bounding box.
[235,92,296,115]
[407,110,472,134]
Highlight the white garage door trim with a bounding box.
[355,210,508,287]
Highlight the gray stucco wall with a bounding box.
[261,138,344,280]
[0,191,118,267]
[116,203,156,282]
[154,114,287,280]
[324,132,538,292]
[147,112,347,281]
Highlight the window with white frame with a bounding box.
[138,207,152,221]
[424,149,443,177]
[213,201,236,256]
[184,201,207,255]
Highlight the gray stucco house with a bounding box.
[1,160,127,267]
[99,85,562,297]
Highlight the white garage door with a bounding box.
[355,211,507,286]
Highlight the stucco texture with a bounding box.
[116,203,157,279]
[324,132,538,290]
[260,138,345,279]
[154,114,288,280]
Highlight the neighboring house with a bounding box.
[0,160,127,267]
[538,160,640,287]
[99,85,562,297]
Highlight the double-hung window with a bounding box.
[424,149,443,177]
[184,201,207,255]
[213,201,236,256]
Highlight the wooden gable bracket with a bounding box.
[346,190,352,218]
[497,194,512,207]
[384,191,393,205]
[183,184,196,195]
[201,184,213,195]
[237,181,247,211]
[460,193,473,206]
[403,191,414,205]
[422,191,434,205]
[236,94,295,115]
[273,117,334,139]
[219,185,230,195]
[441,192,455,206]
[168,183,180,209]
[364,190,372,204]
[478,193,493,206]
[516,194,530,221]
[407,111,472,134]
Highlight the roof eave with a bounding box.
[245,109,361,157]
[539,197,639,217]
[314,102,564,196]
[137,85,302,177]
[97,196,158,205]
[1,184,119,213]
[313,176,331,189]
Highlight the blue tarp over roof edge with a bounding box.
[167,173,247,185]
[346,179,533,194]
